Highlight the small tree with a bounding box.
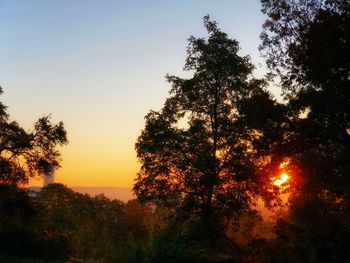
[134,16,279,246]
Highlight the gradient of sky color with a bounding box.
[0,0,276,188]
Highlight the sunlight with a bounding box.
[273,173,290,187]
[279,160,290,169]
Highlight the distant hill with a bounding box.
[27,186,134,203]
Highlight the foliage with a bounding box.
[260,1,350,198]
[34,184,151,262]
[261,0,350,92]
[134,15,281,247]
[260,0,350,207]
[0,186,68,261]
[0,255,62,263]
[260,0,350,261]
[1,5,349,262]
[0,90,69,260]
[0,184,36,227]
[0,87,68,185]
[260,0,350,161]
[0,183,153,262]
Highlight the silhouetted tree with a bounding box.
[260,0,350,204]
[0,87,68,260]
[32,184,151,262]
[260,0,350,261]
[134,16,280,248]
[0,184,35,227]
[0,184,70,261]
[0,87,68,185]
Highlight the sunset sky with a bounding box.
[0,0,274,188]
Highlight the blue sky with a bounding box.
[0,0,274,187]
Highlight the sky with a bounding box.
[0,0,275,188]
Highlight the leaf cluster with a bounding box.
[0,87,68,185]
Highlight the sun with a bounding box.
[273,173,290,187]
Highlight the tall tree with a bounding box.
[260,0,350,198]
[260,1,350,260]
[0,87,68,185]
[134,16,280,245]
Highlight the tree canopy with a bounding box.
[260,1,350,261]
[134,16,282,245]
[260,0,350,197]
[0,87,68,185]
